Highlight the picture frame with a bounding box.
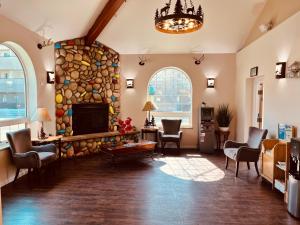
[275,62,286,79]
[250,66,258,77]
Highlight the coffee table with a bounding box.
[100,141,156,163]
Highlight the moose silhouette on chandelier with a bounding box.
[155,0,204,34]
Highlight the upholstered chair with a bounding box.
[224,127,268,177]
[6,128,57,182]
[159,119,183,151]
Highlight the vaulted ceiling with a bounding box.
[0,0,266,54]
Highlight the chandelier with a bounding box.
[155,0,204,34]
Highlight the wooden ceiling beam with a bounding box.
[85,0,125,46]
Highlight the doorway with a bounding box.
[252,77,264,129]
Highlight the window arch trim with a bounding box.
[0,42,37,127]
[147,66,193,128]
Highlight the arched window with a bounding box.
[148,67,192,127]
[0,44,27,141]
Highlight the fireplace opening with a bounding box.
[72,103,109,135]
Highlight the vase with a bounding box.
[219,127,229,132]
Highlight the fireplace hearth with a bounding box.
[72,103,109,135]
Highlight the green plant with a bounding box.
[216,104,233,127]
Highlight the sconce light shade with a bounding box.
[275,62,286,79]
[126,79,134,88]
[207,78,215,88]
[47,71,55,84]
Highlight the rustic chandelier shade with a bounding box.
[155,0,204,34]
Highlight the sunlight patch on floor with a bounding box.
[157,156,225,182]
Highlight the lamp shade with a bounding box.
[37,108,51,122]
[142,101,157,111]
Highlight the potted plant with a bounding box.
[216,104,233,132]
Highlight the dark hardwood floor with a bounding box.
[2,151,299,225]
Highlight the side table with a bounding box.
[32,135,63,165]
[141,127,159,142]
[215,130,230,150]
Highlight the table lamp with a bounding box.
[37,107,51,139]
[142,101,156,127]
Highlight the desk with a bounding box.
[215,130,230,150]
[141,127,159,142]
[32,135,63,163]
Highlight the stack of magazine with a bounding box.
[276,161,286,171]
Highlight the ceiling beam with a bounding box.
[85,0,125,46]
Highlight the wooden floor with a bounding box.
[2,151,299,225]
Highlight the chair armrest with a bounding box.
[158,130,164,138]
[32,144,56,153]
[236,146,260,161]
[13,151,41,168]
[179,130,183,139]
[224,140,248,148]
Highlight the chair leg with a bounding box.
[247,162,250,170]
[225,157,229,169]
[176,142,180,150]
[13,168,20,183]
[161,142,166,154]
[255,162,260,176]
[235,161,239,177]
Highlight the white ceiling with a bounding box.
[0,0,266,54]
[0,0,109,41]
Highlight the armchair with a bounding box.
[159,119,182,151]
[224,127,268,177]
[6,128,57,182]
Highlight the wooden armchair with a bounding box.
[6,128,57,182]
[224,127,268,177]
[159,119,182,151]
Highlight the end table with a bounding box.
[141,127,159,142]
[32,135,63,164]
[215,130,230,150]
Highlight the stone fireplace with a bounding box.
[54,38,131,158]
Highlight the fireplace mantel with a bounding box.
[62,131,139,142]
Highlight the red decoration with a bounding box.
[118,117,133,135]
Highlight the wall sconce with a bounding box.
[275,62,286,79]
[207,78,215,88]
[47,71,55,84]
[126,79,134,88]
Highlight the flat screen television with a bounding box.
[201,107,214,122]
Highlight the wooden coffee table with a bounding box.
[101,141,156,163]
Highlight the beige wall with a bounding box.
[0,15,55,186]
[120,54,236,148]
[236,12,300,142]
[245,0,300,46]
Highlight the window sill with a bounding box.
[0,143,9,151]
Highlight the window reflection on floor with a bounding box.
[158,155,225,182]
